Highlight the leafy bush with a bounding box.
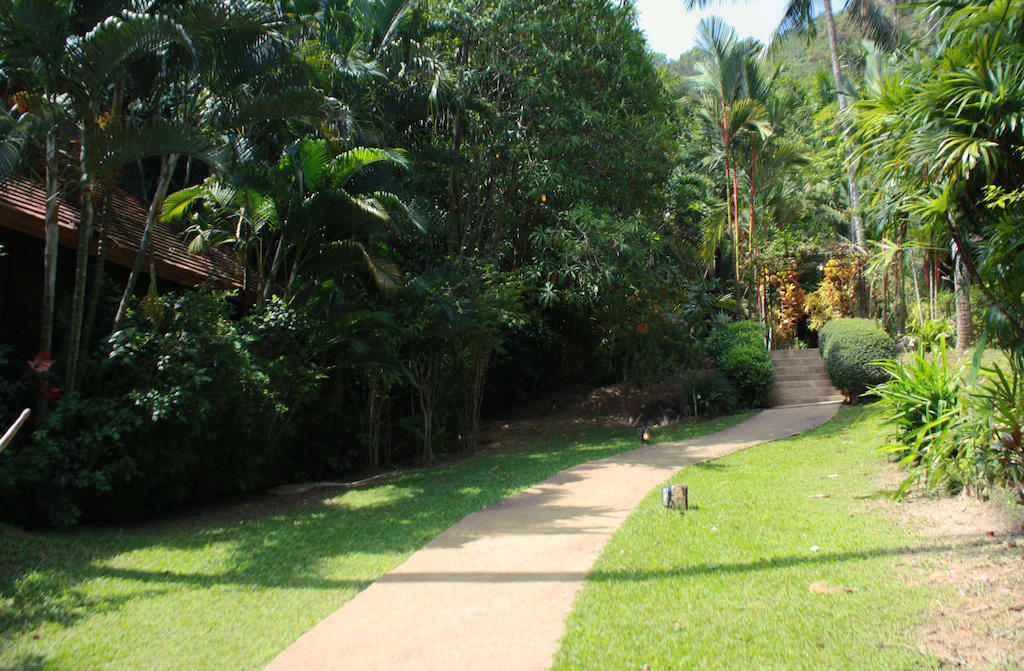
[907,319,955,352]
[819,318,895,400]
[872,342,1024,500]
[0,291,327,526]
[718,344,773,406]
[870,341,972,498]
[677,372,740,417]
[970,354,1024,490]
[805,258,858,331]
[704,320,772,406]
[704,320,765,361]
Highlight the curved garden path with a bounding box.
[264,402,840,671]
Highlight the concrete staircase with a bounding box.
[767,349,844,406]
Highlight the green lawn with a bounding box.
[552,408,942,670]
[0,413,749,671]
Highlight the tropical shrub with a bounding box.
[704,320,765,360]
[907,319,955,352]
[805,258,860,331]
[0,291,327,526]
[769,270,806,348]
[718,344,773,406]
[705,320,772,406]
[870,340,972,498]
[819,318,895,400]
[872,342,1024,500]
[677,371,740,417]
[970,354,1024,491]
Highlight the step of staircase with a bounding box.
[773,368,834,382]
[767,349,844,406]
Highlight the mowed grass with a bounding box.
[553,408,941,671]
[0,412,750,671]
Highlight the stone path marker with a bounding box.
[264,402,840,671]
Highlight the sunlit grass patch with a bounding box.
[1,412,749,670]
[553,409,941,671]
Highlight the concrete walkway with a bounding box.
[264,402,840,671]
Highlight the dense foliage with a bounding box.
[2,0,1021,522]
[872,343,1024,499]
[819,318,895,399]
[859,2,1024,498]
[0,292,327,525]
[0,0,708,525]
[706,319,773,406]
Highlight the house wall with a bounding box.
[0,226,197,359]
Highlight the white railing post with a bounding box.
[0,409,31,455]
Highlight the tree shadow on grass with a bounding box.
[0,410,760,650]
[353,538,979,586]
[0,654,56,671]
[0,426,648,642]
[586,540,970,583]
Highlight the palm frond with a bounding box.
[317,239,402,291]
[765,0,816,56]
[214,87,329,129]
[70,11,192,93]
[331,146,410,186]
[843,0,897,52]
[87,120,226,176]
[161,185,206,222]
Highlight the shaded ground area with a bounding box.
[476,378,685,454]
[0,390,746,671]
[865,463,1024,669]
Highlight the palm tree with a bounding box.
[689,18,771,312]
[0,2,221,389]
[853,1,1024,348]
[685,0,895,250]
[110,0,331,332]
[0,0,76,357]
[164,141,417,303]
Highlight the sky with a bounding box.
[633,0,792,60]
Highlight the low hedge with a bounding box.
[705,320,773,406]
[818,318,896,400]
[718,344,773,405]
[704,320,766,360]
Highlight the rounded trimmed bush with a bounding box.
[819,318,896,400]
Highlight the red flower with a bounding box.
[39,386,60,401]
[27,351,55,374]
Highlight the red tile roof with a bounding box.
[0,177,244,289]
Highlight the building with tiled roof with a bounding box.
[0,177,245,350]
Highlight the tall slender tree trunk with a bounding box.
[748,145,759,316]
[910,245,923,324]
[952,239,972,348]
[448,113,464,255]
[84,185,113,348]
[823,0,865,249]
[66,166,96,392]
[462,346,491,453]
[113,153,178,332]
[40,129,61,355]
[893,222,907,335]
[748,145,758,242]
[410,351,442,463]
[722,119,743,314]
[366,370,383,469]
